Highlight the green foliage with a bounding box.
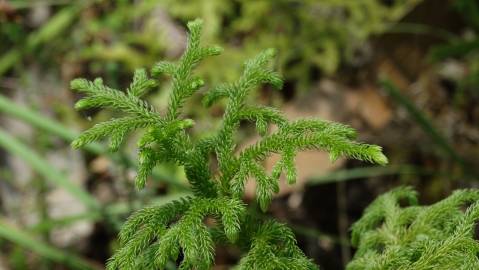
[160,0,422,87]
[72,19,387,269]
[233,216,319,270]
[454,0,479,31]
[428,0,479,108]
[0,218,96,270]
[348,186,479,270]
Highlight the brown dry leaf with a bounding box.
[90,156,111,174]
[243,142,342,199]
[377,58,411,90]
[0,254,7,270]
[345,85,392,130]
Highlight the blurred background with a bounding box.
[1,0,478,269]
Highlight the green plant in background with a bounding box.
[0,1,167,78]
[159,0,422,89]
[428,0,479,107]
[71,19,387,269]
[348,186,479,270]
[0,0,421,88]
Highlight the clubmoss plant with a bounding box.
[71,19,387,269]
[348,186,479,270]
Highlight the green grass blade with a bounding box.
[0,218,99,270]
[8,0,75,9]
[379,79,466,168]
[0,50,22,77]
[0,129,99,210]
[308,165,426,185]
[32,192,191,233]
[0,5,81,76]
[386,22,458,41]
[428,38,479,61]
[0,94,187,189]
[290,224,349,247]
[0,94,102,154]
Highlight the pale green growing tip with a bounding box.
[147,79,158,88]
[202,45,224,57]
[93,77,103,85]
[187,18,203,30]
[265,48,276,57]
[209,45,223,55]
[190,78,205,89]
[374,151,388,166]
[180,119,195,128]
[74,99,89,110]
[70,78,85,90]
[71,139,83,149]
